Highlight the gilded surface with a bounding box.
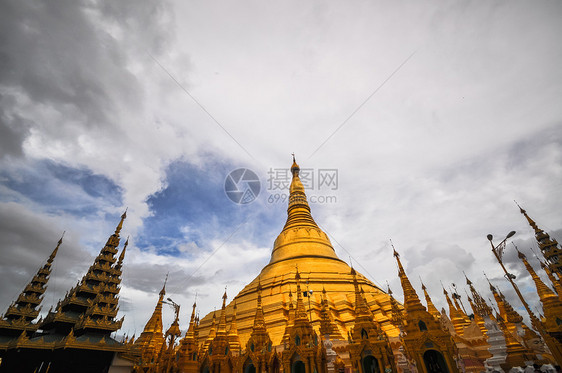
[197,159,400,347]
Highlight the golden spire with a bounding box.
[115,209,127,236]
[540,260,562,300]
[269,157,341,266]
[517,249,558,302]
[387,285,404,330]
[217,288,228,336]
[142,279,165,334]
[203,311,217,351]
[247,278,272,353]
[283,155,316,230]
[485,278,523,336]
[393,249,425,313]
[466,292,488,335]
[186,301,197,338]
[0,234,63,333]
[319,287,338,338]
[517,202,562,274]
[160,274,167,298]
[517,249,562,333]
[253,279,267,332]
[464,274,491,334]
[450,286,470,320]
[443,286,468,336]
[48,232,64,265]
[294,268,309,321]
[227,301,241,351]
[131,277,166,359]
[40,213,127,337]
[117,237,128,266]
[283,288,295,344]
[495,288,523,325]
[176,299,199,372]
[351,267,372,318]
[421,281,440,320]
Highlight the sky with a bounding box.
[1,0,562,338]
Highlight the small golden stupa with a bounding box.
[197,157,400,346]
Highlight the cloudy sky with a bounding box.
[1,0,561,337]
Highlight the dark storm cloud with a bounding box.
[0,107,32,158]
[0,202,92,313]
[122,261,206,297]
[0,0,172,158]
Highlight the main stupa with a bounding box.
[197,158,400,346]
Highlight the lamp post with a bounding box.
[163,297,181,373]
[487,231,562,363]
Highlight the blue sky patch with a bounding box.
[0,160,122,216]
[137,158,287,257]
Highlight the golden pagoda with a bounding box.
[347,267,396,373]
[197,157,399,348]
[0,235,62,340]
[280,269,323,373]
[392,249,460,373]
[517,249,562,340]
[177,301,200,373]
[0,212,130,372]
[130,277,168,370]
[6,158,562,372]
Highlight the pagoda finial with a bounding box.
[391,240,405,276]
[217,288,228,335]
[160,274,168,298]
[463,271,472,286]
[278,157,318,233]
[48,232,64,265]
[391,239,399,259]
[114,208,127,236]
[483,272,498,297]
[189,299,197,326]
[291,153,299,176]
